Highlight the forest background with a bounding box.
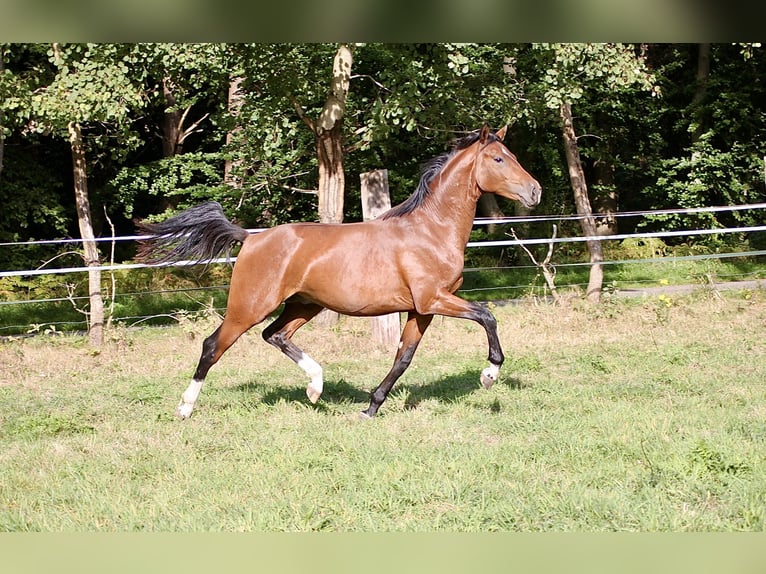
[2,43,764,256]
[1,43,765,343]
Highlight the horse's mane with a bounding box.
[381,131,499,220]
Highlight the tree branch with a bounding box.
[177,107,209,145]
[510,225,560,303]
[282,185,318,195]
[103,206,117,330]
[291,96,316,134]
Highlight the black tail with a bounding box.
[136,201,249,265]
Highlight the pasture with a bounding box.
[1,289,765,531]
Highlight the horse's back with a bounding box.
[233,219,418,315]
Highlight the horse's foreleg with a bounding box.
[362,312,433,419]
[176,318,251,419]
[262,302,325,403]
[418,292,504,390]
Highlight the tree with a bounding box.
[219,44,336,226]
[293,44,353,226]
[292,44,353,326]
[560,101,604,301]
[67,119,104,345]
[218,44,530,227]
[27,43,146,346]
[0,47,68,270]
[223,74,245,191]
[527,43,657,302]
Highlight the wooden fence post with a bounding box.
[360,169,401,346]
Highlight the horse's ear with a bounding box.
[479,124,491,144]
[495,125,508,141]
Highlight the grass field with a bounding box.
[1,287,765,531]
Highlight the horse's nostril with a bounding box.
[533,183,542,204]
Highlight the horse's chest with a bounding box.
[405,246,465,285]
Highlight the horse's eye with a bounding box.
[494,157,503,163]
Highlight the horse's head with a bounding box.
[474,125,541,209]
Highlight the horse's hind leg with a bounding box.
[176,316,254,419]
[262,301,325,403]
[362,312,433,419]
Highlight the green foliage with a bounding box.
[641,136,765,234]
[614,237,669,259]
[0,136,70,268]
[633,44,766,237]
[109,152,228,219]
[688,440,751,478]
[2,42,766,271]
[29,43,145,138]
[528,43,658,110]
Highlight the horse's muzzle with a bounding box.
[523,181,542,208]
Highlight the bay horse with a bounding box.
[137,125,541,419]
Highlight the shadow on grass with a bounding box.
[401,369,526,411]
[231,378,369,408]
[230,368,526,413]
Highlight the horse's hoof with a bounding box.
[480,374,495,389]
[175,402,194,419]
[480,371,496,389]
[358,411,373,421]
[306,388,321,404]
[481,364,500,389]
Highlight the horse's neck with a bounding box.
[416,154,480,246]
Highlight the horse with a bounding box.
[136,125,541,419]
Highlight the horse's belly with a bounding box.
[297,264,415,316]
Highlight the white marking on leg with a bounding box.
[298,353,323,404]
[176,378,203,419]
[480,363,500,389]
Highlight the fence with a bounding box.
[1,203,765,335]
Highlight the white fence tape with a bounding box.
[2,201,764,279]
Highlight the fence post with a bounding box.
[360,169,401,346]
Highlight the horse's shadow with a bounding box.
[229,378,369,412]
[400,370,525,411]
[230,369,525,414]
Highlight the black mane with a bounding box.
[381,131,499,220]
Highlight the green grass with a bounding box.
[1,288,765,531]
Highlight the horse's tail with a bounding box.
[136,201,250,265]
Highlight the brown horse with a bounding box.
[137,125,541,419]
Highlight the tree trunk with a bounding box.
[477,194,505,236]
[295,44,353,327]
[315,44,352,226]
[68,121,104,347]
[361,169,401,346]
[161,77,182,157]
[316,124,345,225]
[691,43,711,145]
[293,44,352,226]
[224,75,244,190]
[592,157,618,236]
[560,102,603,302]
